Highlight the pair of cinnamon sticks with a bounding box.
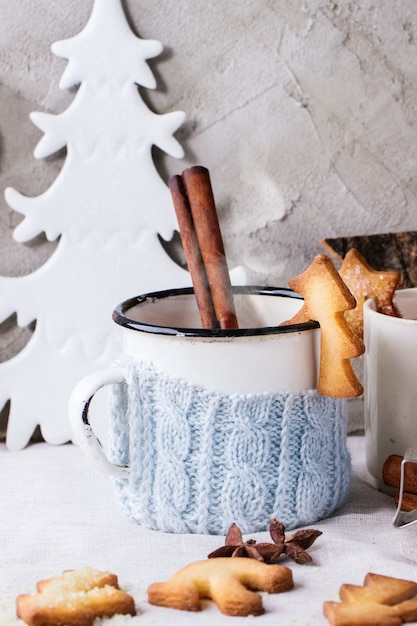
[168,166,238,330]
[383,455,417,512]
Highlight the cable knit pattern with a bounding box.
[108,358,350,534]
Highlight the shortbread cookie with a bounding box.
[324,572,417,626]
[16,568,136,626]
[283,254,364,398]
[147,557,293,616]
[339,248,401,339]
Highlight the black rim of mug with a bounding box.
[112,286,319,338]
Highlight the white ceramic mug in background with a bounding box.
[364,288,417,490]
[69,286,350,534]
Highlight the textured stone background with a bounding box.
[1,0,417,433]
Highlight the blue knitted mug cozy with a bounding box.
[108,358,351,534]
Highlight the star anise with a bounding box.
[269,518,322,564]
[207,523,281,561]
[208,519,322,564]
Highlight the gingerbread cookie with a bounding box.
[16,567,136,626]
[324,572,417,626]
[147,557,293,616]
[284,254,364,398]
[339,248,401,339]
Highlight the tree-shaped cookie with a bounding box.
[339,248,401,339]
[324,572,417,626]
[284,254,364,398]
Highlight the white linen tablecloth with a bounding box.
[1,435,416,625]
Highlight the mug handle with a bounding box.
[68,367,129,478]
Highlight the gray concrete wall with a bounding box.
[2,0,417,433]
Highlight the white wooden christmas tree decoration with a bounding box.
[0,0,191,450]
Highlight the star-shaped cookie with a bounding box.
[339,248,401,339]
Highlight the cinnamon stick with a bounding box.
[382,455,417,495]
[394,491,417,512]
[168,175,218,329]
[181,166,238,330]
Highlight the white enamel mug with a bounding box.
[364,288,417,490]
[68,287,350,534]
[69,286,321,473]
[110,285,321,394]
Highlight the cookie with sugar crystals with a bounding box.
[16,567,136,626]
[339,248,401,340]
